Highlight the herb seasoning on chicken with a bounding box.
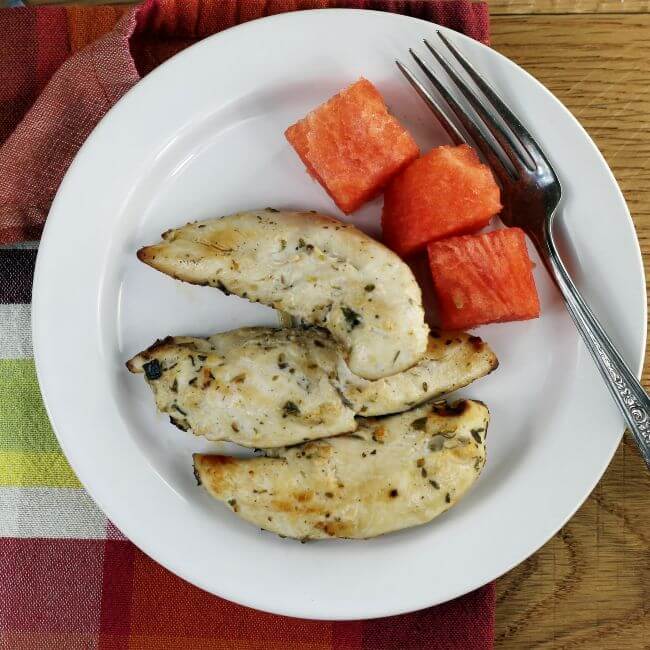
[193,399,489,539]
[136,210,429,379]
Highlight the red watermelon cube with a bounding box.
[427,228,540,329]
[285,78,419,214]
[382,144,502,257]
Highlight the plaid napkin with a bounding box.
[0,1,495,647]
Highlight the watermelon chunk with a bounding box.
[382,144,502,257]
[427,228,540,329]
[285,78,419,214]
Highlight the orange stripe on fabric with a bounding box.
[128,549,337,646]
[134,0,336,39]
[135,0,236,37]
[65,5,132,53]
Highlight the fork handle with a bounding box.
[542,230,650,469]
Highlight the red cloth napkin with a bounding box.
[0,0,489,244]
[0,1,496,647]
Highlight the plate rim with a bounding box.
[32,8,647,620]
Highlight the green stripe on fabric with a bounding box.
[0,359,60,452]
[0,451,81,488]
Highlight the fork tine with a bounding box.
[435,31,554,173]
[423,38,528,175]
[396,60,465,145]
[407,48,514,183]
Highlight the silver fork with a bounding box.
[397,31,650,469]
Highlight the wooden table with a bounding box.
[15,0,650,646]
[490,2,650,648]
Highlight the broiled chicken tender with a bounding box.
[136,210,429,380]
[193,399,489,540]
[127,328,497,447]
[342,330,497,416]
[126,328,356,448]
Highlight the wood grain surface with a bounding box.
[491,10,650,650]
[10,0,650,647]
[491,0,650,14]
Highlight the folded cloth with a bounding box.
[0,0,489,244]
[0,1,495,648]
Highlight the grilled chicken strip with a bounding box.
[136,209,428,380]
[126,328,356,448]
[126,328,497,447]
[342,330,497,416]
[193,399,488,540]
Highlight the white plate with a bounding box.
[33,10,646,620]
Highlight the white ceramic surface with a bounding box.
[33,10,646,620]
